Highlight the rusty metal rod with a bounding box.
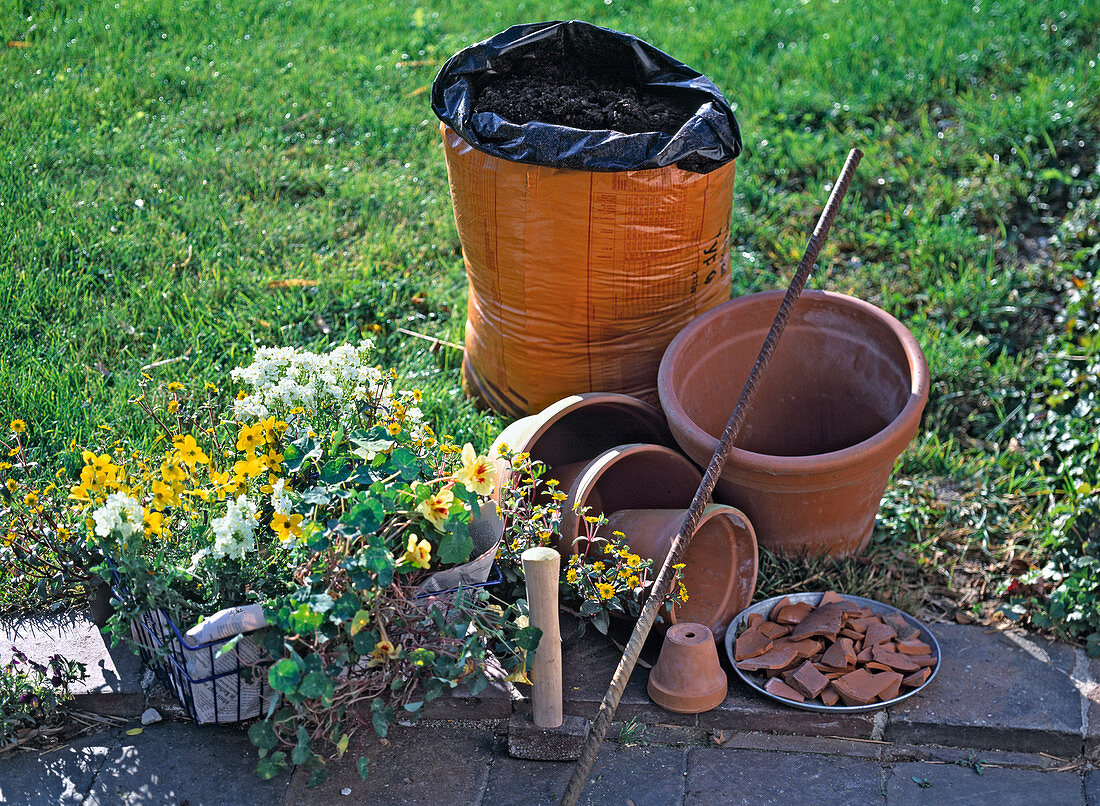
[561,147,864,806]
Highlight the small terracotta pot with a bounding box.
[558,443,702,554]
[600,506,757,642]
[658,290,929,556]
[490,393,673,501]
[647,622,727,713]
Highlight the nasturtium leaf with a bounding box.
[514,626,543,652]
[437,516,473,566]
[289,603,324,635]
[357,756,370,780]
[268,658,301,693]
[306,768,328,788]
[370,698,395,738]
[256,751,287,780]
[337,733,350,756]
[352,629,379,656]
[292,726,313,765]
[320,458,352,485]
[391,448,420,481]
[332,593,359,622]
[349,609,372,636]
[248,720,279,751]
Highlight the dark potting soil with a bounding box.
[473,48,697,135]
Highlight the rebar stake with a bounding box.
[560,147,864,806]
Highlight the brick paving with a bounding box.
[2,615,1099,804]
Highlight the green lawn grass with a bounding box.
[1,0,1098,632]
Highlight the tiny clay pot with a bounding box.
[489,393,673,501]
[648,622,728,714]
[600,506,758,642]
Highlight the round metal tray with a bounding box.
[724,592,940,713]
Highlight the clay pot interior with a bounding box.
[490,393,673,501]
[647,622,727,714]
[669,295,914,459]
[600,506,757,642]
[559,443,702,553]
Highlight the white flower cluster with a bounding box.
[210,495,258,561]
[230,342,384,420]
[92,492,144,538]
[270,478,292,516]
[229,342,429,440]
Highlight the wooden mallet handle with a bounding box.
[522,546,563,728]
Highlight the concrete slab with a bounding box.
[282,725,494,806]
[1084,769,1100,806]
[885,624,1083,755]
[685,747,885,805]
[0,731,118,805]
[484,743,687,806]
[884,761,1084,806]
[699,672,879,739]
[1,611,144,716]
[84,722,286,805]
[514,625,698,727]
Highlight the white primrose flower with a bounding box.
[91,492,144,538]
[210,495,258,561]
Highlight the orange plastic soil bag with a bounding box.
[442,125,736,418]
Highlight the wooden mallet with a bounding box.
[506,546,590,760]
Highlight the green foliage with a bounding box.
[1,648,87,753]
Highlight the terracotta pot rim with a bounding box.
[508,392,668,456]
[562,443,702,541]
[666,504,758,636]
[658,290,930,476]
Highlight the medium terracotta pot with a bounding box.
[647,622,727,713]
[600,506,757,642]
[490,393,673,501]
[658,290,929,556]
[558,443,702,554]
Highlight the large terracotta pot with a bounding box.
[658,290,929,557]
[490,393,673,501]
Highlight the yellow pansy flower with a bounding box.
[271,512,304,543]
[143,510,165,537]
[236,423,266,455]
[172,435,210,468]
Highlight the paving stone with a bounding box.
[518,627,697,727]
[84,722,286,805]
[1082,654,1100,761]
[706,730,882,759]
[1084,769,1100,806]
[883,743,1079,770]
[0,731,117,805]
[1,611,144,716]
[282,726,494,805]
[685,747,885,805]
[885,761,1084,805]
[885,624,1083,755]
[484,743,686,806]
[698,671,878,738]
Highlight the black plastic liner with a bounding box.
[431,20,742,173]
